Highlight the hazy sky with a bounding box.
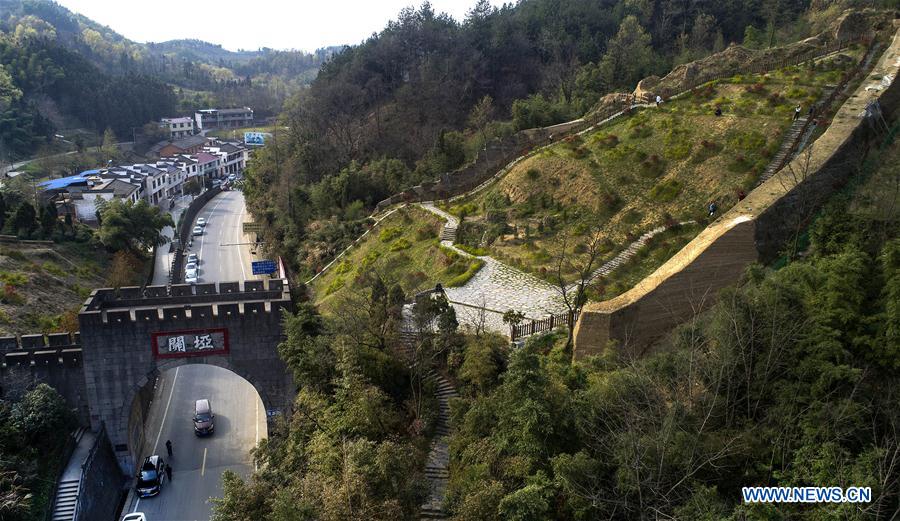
[55,0,509,52]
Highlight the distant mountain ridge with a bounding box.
[0,0,341,158]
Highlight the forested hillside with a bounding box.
[0,0,336,159]
[245,0,861,278]
[0,30,176,157]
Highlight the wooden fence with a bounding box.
[510,311,578,342]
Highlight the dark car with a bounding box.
[135,455,165,497]
[193,399,214,436]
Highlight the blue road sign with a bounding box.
[252,260,277,275]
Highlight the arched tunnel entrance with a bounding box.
[124,362,268,520]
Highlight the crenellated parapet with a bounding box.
[79,279,291,326]
[0,331,82,368]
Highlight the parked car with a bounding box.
[192,226,203,236]
[122,513,147,521]
[135,455,165,497]
[193,398,215,436]
[187,253,199,265]
[196,217,207,227]
[185,273,199,284]
[228,174,236,181]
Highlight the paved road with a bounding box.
[184,190,264,284]
[129,189,268,521]
[128,365,266,521]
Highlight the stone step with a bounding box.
[56,490,78,500]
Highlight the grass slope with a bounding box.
[444,49,861,288]
[0,241,114,335]
[311,206,482,311]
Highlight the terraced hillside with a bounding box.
[442,46,865,298]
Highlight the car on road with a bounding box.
[135,455,165,497]
[187,253,199,265]
[192,225,203,236]
[185,262,199,284]
[193,398,215,436]
[228,174,236,182]
[122,513,147,521]
[197,217,207,227]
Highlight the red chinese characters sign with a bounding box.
[151,328,229,359]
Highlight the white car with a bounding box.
[187,253,199,265]
[196,217,207,227]
[192,226,203,236]
[185,262,199,284]
[122,513,147,521]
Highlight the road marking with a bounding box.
[255,397,259,472]
[201,447,208,477]
[134,366,180,513]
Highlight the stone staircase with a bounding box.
[439,224,457,243]
[757,116,808,185]
[50,427,87,521]
[398,329,458,520]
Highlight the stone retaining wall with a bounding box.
[75,427,122,521]
[573,27,900,359]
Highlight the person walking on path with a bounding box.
[656,95,663,107]
[165,464,172,482]
[165,439,173,457]
[793,104,802,121]
[708,201,718,216]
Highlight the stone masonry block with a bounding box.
[218,282,240,294]
[195,283,216,295]
[0,336,19,350]
[47,333,72,347]
[21,334,45,348]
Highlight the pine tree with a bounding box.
[11,202,36,237]
[39,203,57,238]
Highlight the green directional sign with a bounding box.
[242,222,263,233]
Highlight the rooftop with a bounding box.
[40,174,91,191]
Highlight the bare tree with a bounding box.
[551,220,607,348]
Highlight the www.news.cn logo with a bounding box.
[742,486,872,503]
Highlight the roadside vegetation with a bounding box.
[0,384,76,521]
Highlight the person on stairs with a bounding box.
[793,104,802,121]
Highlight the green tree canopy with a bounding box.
[600,15,655,90]
[97,199,173,253]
